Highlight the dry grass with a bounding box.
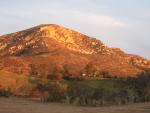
[0,70,32,95]
[0,97,150,113]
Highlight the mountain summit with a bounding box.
[0,24,150,77]
[0,24,109,56]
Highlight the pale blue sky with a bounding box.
[0,0,150,58]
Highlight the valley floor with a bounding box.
[0,97,150,113]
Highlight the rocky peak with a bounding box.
[36,24,110,54]
[0,24,111,56]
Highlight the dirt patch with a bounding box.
[0,97,150,113]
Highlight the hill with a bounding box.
[0,24,150,78]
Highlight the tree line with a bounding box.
[26,69,150,106]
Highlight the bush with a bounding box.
[46,82,67,102]
[35,81,67,102]
[68,82,95,106]
[126,70,150,102]
[0,88,11,97]
[47,66,63,80]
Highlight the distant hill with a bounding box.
[0,24,150,78]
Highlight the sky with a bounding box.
[0,0,150,59]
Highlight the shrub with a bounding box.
[84,63,97,77]
[29,64,39,77]
[68,82,96,106]
[48,66,63,80]
[35,82,67,102]
[0,88,11,97]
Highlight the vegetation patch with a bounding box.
[27,70,150,106]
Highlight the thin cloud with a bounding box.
[40,10,127,29]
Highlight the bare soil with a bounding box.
[0,97,150,113]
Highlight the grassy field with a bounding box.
[0,97,150,113]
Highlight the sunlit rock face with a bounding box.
[0,24,150,77]
[38,24,110,55]
[0,24,109,56]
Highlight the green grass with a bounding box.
[28,77,126,91]
[28,77,136,98]
[53,79,128,95]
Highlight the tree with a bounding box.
[100,70,111,78]
[48,65,63,80]
[62,64,72,80]
[84,63,97,77]
[29,64,39,76]
[35,82,67,102]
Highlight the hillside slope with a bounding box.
[0,24,150,77]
